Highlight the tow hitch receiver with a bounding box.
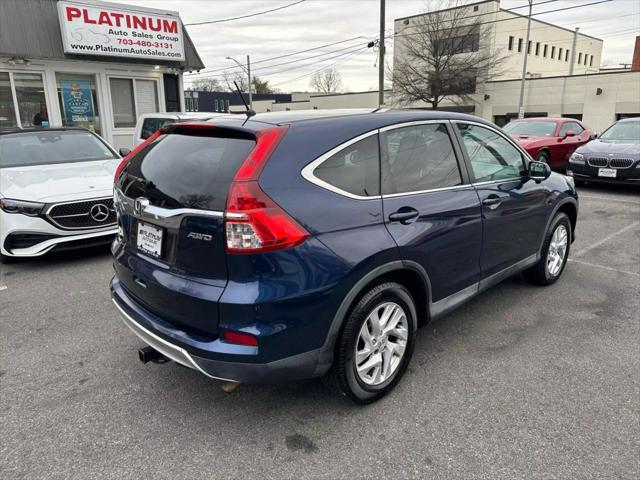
[138,346,168,364]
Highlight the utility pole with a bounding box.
[569,27,579,75]
[246,54,253,109]
[378,0,385,107]
[517,0,533,119]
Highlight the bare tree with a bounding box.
[189,77,223,92]
[310,68,343,94]
[391,0,505,109]
[222,71,248,92]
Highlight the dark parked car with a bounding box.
[503,117,594,171]
[568,117,640,185]
[111,110,578,403]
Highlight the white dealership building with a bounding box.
[0,0,204,149]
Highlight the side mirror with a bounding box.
[564,130,576,138]
[119,147,131,157]
[529,160,551,182]
[590,131,599,140]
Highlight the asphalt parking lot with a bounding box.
[1,184,638,480]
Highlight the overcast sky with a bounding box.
[118,0,640,92]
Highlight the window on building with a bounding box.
[434,27,480,55]
[456,123,526,182]
[55,73,101,133]
[0,72,17,128]
[380,124,462,194]
[214,99,219,112]
[193,98,199,111]
[589,55,594,67]
[518,38,523,52]
[528,40,532,54]
[12,73,48,128]
[578,53,582,65]
[313,135,380,197]
[584,54,589,65]
[551,46,555,59]
[0,72,48,129]
[109,78,159,129]
[508,36,514,50]
[558,47,563,61]
[543,44,548,57]
[565,49,570,62]
[225,100,230,112]
[535,42,540,56]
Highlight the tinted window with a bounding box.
[456,123,526,182]
[381,124,461,194]
[558,122,584,135]
[0,130,116,168]
[313,135,380,197]
[141,117,174,140]
[121,132,255,210]
[503,121,557,136]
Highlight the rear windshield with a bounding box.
[0,130,116,168]
[120,131,256,211]
[503,121,557,137]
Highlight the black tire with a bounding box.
[536,150,550,163]
[524,212,571,286]
[323,281,417,404]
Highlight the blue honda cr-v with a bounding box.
[111,110,578,404]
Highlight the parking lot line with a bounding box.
[573,221,640,257]
[568,258,640,277]
[0,285,7,291]
[579,195,640,205]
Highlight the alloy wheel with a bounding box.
[546,224,568,277]
[355,302,409,386]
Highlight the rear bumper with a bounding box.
[111,277,330,383]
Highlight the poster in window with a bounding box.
[61,79,94,123]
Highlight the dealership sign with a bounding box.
[57,1,185,61]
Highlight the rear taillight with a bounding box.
[224,125,309,254]
[114,130,162,183]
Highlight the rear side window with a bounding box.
[381,123,462,194]
[141,118,174,140]
[121,132,255,210]
[313,135,380,197]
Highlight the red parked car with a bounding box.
[503,118,595,171]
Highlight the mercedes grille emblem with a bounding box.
[90,203,110,222]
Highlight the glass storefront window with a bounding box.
[109,77,158,129]
[1,71,47,128]
[56,73,101,134]
[0,72,17,128]
[13,73,47,127]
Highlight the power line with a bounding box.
[393,0,613,40]
[270,47,370,87]
[187,35,372,76]
[184,0,306,26]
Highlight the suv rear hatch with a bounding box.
[113,123,257,337]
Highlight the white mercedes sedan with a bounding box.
[0,127,121,262]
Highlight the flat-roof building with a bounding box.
[394,0,603,81]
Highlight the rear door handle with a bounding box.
[388,207,419,224]
[482,196,502,210]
